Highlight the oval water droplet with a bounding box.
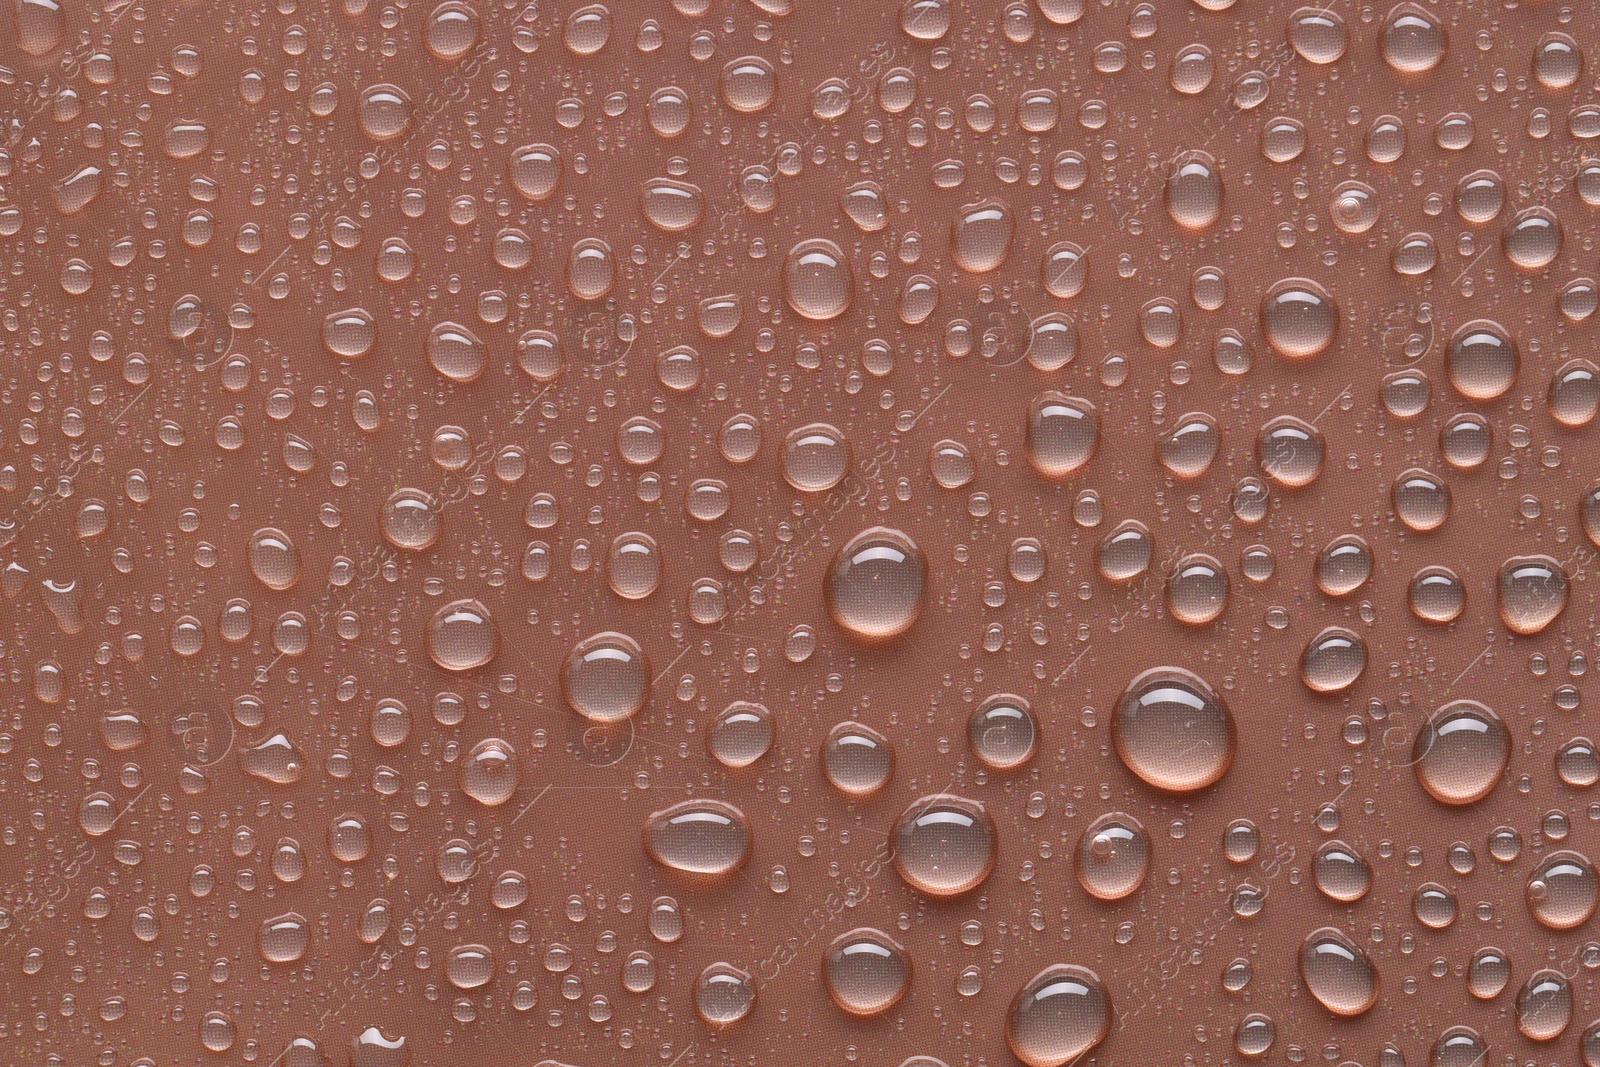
[644,800,751,878]
[1299,927,1378,1016]
[825,527,926,643]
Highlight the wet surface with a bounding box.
[3,0,1600,1065]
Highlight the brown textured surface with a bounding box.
[4,0,1600,1065]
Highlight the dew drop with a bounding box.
[891,794,997,898]
[1299,927,1379,1017]
[1005,964,1112,1067]
[1074,813,1150,901]
[644,800,751,878]
[823,928,911,1017]
[1413,700,1510,806]
[825,527,926,643]
[1113,667,1236,793]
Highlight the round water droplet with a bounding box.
[1441,412,1492,468]
[823,721,895,797]
[606,532,660,600]
[1557,737,1600,787]
[1301,626,1366,693]
[381,488,441,551]
[1456,168,1505,223]
[1315,535,1371,597]
[1287,6,1347,63]
[930,439,974,489]
[1025,313,1078,371]
[1005,964,1112,1067]
[562,632,649,723]
[425,1,481,60]
[425,598,499,672]
[1527,850,1597,930]
[823,928,912,1017]
[1260,278,1338,360]
[783,239,852,320]
[1299,927,1379,1017]
[248,527,301,591]
[1167,553,1228,626]
[460,738,518,805]
[1235,1014,1275,1058]
[891,794,997,898]
[1392,468,1450,532]
[1380,3,1447,73]
[427,321,486,383]
[1261,116,1306,163]
[825,527,926,643]
[640,177,704,233]
[1409,566,1465,623]
[1548,358,1600,427]
[563,3,610,55]
[1504,207,1562,271]
[322,307,376,359]
[358,83,412,140]
[1433,1027,1487,1067]
[1074,812,1150,901]
[952,199,1014,272]
[445,943,495,990]
[1413,699,1509,805]
[694,963,755,1027]
[1516,969,1571,1041]
[1113,667,1236,793]
[708,702,773,769]
[1447,320,1518,401]
[1026,392,1098,478]
[1042,242,1088,299]
[968,694,1039,771]
[1158,412,1219,478]
[1413,881,1458,929]
[720,55,776,111]
[1466,947,1510,999]
[782,422,852,492]
[1313,840,1371,903]
[1098,520,1152,582]
[259,912,310,963]
[567,237,614,300]
[1256,416,1324,489]
[1498,554,1568,635]
[1329,181,1379,234]
[509,144,560,201]
[1165,151,1223,229]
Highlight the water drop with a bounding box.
[1299,927,1379,1016]
[1074,813,1150,901]
[891,794,997,898]
[1005,965,1112,1067]
[1113,667,1236,793]
[825,527,926,643]
[1413,700,1509,805]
